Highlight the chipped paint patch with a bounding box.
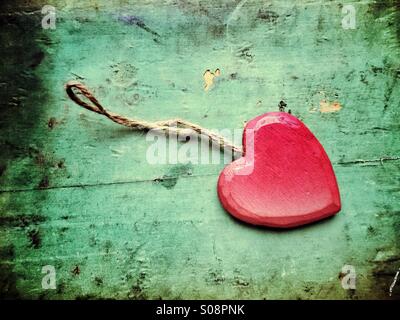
[203,69,221,91]
[319,100,342,113]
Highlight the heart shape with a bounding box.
[218,112,341,228]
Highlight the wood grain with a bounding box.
[0,0,399,299]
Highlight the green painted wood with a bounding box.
[0,0,399,299]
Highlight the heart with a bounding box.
[217,112,341,228]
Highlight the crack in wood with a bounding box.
[0,155,399,193]
[0,172,219,193]
[337,156,400,166]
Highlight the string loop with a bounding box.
[65,81,243,155]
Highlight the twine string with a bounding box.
[65,81,243,155]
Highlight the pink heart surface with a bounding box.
[217,112,341,228]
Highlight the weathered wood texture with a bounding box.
[0,0,399,299]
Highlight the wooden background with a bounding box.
[0,0,399,299]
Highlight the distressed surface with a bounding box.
[0,0,399,299]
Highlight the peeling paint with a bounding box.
[203,68,220,91]
[1,0,399,300]
[319,100,342,113]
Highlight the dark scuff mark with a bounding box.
[383,76,397,111]
[0,244,15,260]
[0,214,46,228]
[89,235,97,247]
[208,24,225,38]
[57,159,65,169]
[229,72,238,80]
[236,46,254,63]
[72,265,80,276]
[94,276,103,286]
[207,269,225,285]
[59,226,68,235]
[153,177,175,189]
[38,176,49,189]
[1,141,60,168]
[47,117,57,129]
[345,69,356,81]
[56,281,65,294]
[128,272,147,299]
[104,240,113,255]
[128,281,146,299]
[0,163,6,177]
[27,228,41,248]
[154,164,193,189]
[367,225,377,237]
[360,71,369,85]
[257,9,279,23]
[118,15,161,39]
[234,277,250,287]
[369,0,400,44]
[33,149,47,167]
[371,65,384,74]
[365,61,400,111]
[0,264,20,299]
[29,50,45,69]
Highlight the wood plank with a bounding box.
[1,0,399,299]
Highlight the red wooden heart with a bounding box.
[218,112,341,228]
